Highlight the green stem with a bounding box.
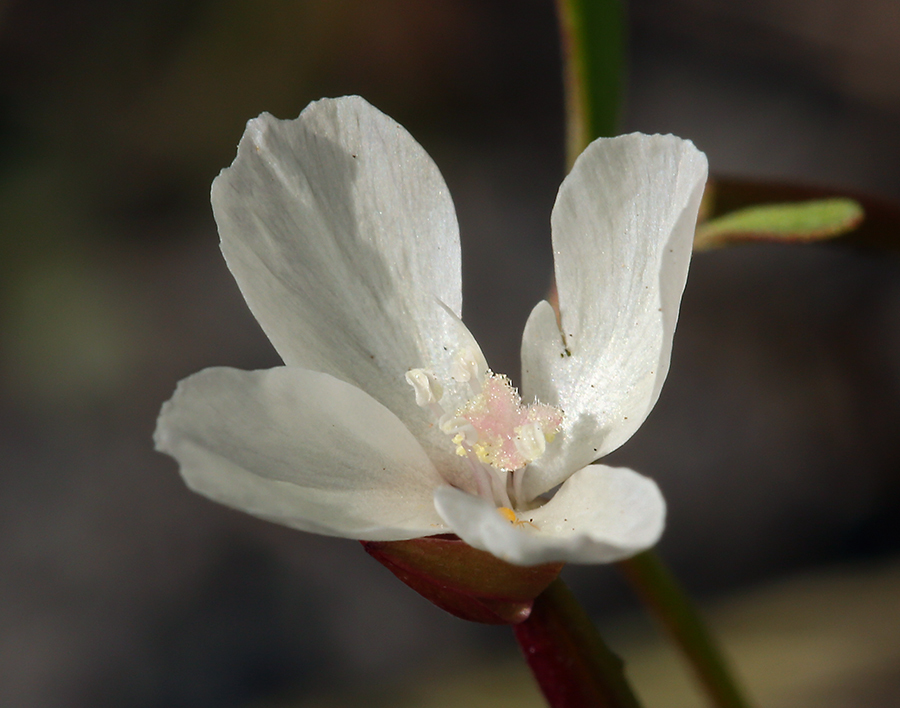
[555,0,624,168]
[554,3,752,705]
[618,551,753,708]
[514,578,644,708]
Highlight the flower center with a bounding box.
[406,348,563,512]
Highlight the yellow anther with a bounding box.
[473,444,491,464]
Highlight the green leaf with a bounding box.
[695,197,864,251]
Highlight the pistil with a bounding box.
[407,351,563,512]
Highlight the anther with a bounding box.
[514,421,546,462]
[405,369,445,418]
[450,348,485,395]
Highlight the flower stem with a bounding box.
[514,578,644,708]
[554,4,750,706]
[555,0,624,168]
[617,551,754,708]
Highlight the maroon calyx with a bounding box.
[362,535,563,625]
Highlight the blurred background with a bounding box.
[1,1,899,706]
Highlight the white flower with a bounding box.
[155,96,707,566]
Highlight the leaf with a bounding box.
[703,178,900,253]
[694,197,864,251]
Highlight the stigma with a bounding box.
[406,348,563,508]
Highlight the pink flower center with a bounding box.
[452,373,563,471]
[406,351,563,510]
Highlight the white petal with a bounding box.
[434,465,664,566]
[212,96,466,419]
[154,366,448,541]
[521,133,707,499]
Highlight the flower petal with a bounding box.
[434,464,664,566]
[521,133,707,499]
[155,366,448,540]
[212,96,466,419]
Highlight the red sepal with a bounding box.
[362,535,563,625]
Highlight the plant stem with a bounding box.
[554,3,753,705]
[618,551,753,708]
[555,0,624,168]
[514,578,644,708]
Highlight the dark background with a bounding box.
[1,1,899,706]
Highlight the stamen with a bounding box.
[466,456,494,501]
[512,467,526,507]
[405,369,445,418]
[514,421,546,462]
[407,353,563,511]
[487,465,513,509]
[439,415,476,443]
[455,373,562,472]
[451,347,485,395]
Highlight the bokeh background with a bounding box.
[2,1,899,706]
